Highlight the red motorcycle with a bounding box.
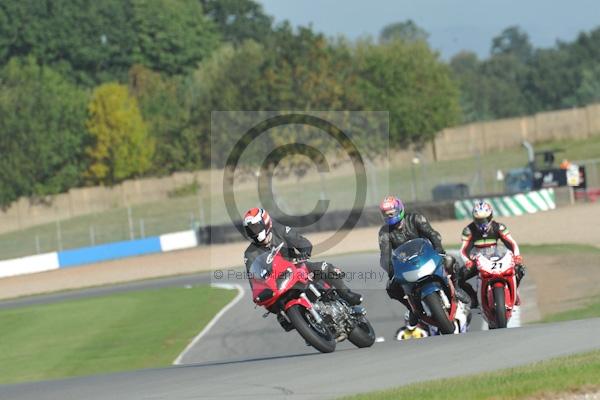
[473,249,518,329]
[250,243,375,353]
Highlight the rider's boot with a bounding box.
[454,287,472,306]
[407,309,419,327]
[461,283,479,308]
[332,279,363,306]
[322,263,363,306]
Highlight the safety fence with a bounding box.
[454,188,556,219]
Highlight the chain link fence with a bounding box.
[0,153,597,262]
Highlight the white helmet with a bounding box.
[472,201,493,233]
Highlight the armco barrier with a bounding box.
[0,230,199,279]
[0,252,59,279]
[57,237,162,268]
[454,188,556,219]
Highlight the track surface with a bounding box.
[2,253,594,400]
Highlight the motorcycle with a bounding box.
[391,238,470,335]
[250,242,376,353]
[473,248,518,329]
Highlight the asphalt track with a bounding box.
[2,253,597,400]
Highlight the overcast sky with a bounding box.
[257,0,599,60]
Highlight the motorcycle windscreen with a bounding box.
[391,238,442,283]
[249,252,272,285]
[470,245,508,260]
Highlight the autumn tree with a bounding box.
[85,83,154,184]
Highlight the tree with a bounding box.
[0,0,136,85]
[131,0,220,75]
[200,0,273,44]
[85,83,154,184]
[450,51,482,122]
[354,39,461,145]
[128,65,190,174]
[491,26,533,63]
[568,64,600,106]
[379,20,429,44]
[0,57,88,206]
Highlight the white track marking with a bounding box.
[375,336,385,343]
[173,283,245,365]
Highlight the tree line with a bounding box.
[451,26,600,121]
[0,0,598,207]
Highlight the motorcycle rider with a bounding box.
[243,207,363,329]
[395,311,429,340]
[378,195,468,328]
[458,201,526,308]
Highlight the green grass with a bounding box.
[1,135,599,260]
[542,294,600,323]
[0,285,236,384]
[519,243,600,255]
[341,350,600,400]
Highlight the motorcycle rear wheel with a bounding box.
[287,305,336,353]
[493,286,507,328]
[348,317,376,348]
[423,292,455,334]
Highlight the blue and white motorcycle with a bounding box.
[392,238,470,335]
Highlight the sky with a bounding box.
[257,0,600,60]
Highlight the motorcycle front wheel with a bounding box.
[287,305,336,353]
[348,317,376,348]
[423,292,455,334]
[493,286,507,328]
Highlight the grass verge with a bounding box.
[542,294,600,323]
[519,243,600,256]
[0,285,236,384]
[341,350,600,400]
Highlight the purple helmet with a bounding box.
[380,196,405,226]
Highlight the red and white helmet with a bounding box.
[243,208,272,245]
[472,201,493,233]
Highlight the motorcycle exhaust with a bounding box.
[300,293,323,324]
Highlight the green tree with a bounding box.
[0,0,135,85]
[491,26,533,63]
[355,39,461,145]
[131,0,220,75]
[85,83,154,184]
[379,20,429,44]
[200,0,273,44]
[128,65,190,174]
[567,64,600,105]
[0,57,88,206]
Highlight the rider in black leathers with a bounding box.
[242,208,362,330]
[378,196,467,325]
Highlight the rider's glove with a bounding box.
[516,264,526,280]
[465,259,474,269]
[513,255,523,265]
